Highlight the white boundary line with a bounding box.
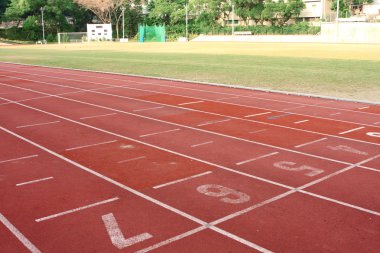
[117,156,146,164]
[133,106,164,112]
[197,119,231,127]
[294,119,309,124]
[80,113,117,120]
[16,176,54,186]
[1,83,377,171]
[0,154,38,164]
[0,213,41,253]
[2,74,380,149]
[140,128,181,138]
[339,126,365,135]
[65,140,117,151]
[178,101,204,106]
[191,141,213,148]
[35,197,120,222]
[244,112,271,118]
[236,152,279,166]
[294,138,328,148]
[153,171,213,189]
[16,120,60,129]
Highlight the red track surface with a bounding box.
[0,62,379,253]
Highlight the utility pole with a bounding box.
[232,3,235,37]
[121,6,126,39]
[336,0,340,42]
[40,7,45,43]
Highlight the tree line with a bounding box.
[1,0,354,42]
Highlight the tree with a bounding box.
[0,0,11,21]
[261,0,304,26]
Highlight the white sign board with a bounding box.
[87,24,112,41]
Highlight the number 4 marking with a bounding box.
[102,213,152,249]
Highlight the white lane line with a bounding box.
[178,101,204,106]
[244,112,271,118]
[236,152,279,166]
[35,197,120,222]
[294,119,309,124]
[16,120,60,128]
[209,227,273,253]
[197,119,230,127]
[191,141,213,148]
[339,126,365,135]
[153,171,212,189]
[133,106,164,112]
[249,129,267,134]
[117,156,146,164]
[16,176,54,186]
[0,213,42,253]
[80,113,117,120]
[300,190,380,216]
[65,140,117,151]
[374,122,380,125]
[294,137,328,148]
[136,227,206,253]
[0,154,38,164]
[140,128,181,138]
[215,96,239,101]
[358,106,369,110]
[329,112,341,116]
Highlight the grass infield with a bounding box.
[0,42,379,102]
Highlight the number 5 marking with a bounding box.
[197,184,250,204]
[102,213,152,249]
[273,161,324,177]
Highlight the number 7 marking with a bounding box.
[102,213,152,249]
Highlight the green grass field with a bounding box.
[0,42,379,102]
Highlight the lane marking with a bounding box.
[191,141,213,148]
[140,128,180,138]
[35,197,120,222]
[197,119,230,126]
[1,85,377,175]
[80,113,117,120]
[327,145,368,155]
[0,213,42,253]
[153,171,212,189]
[249,129,267,134]
[216,96,239,101]
[329,112,341,116]
[117,156,146,164]
[236,152,279,166]
[339,126,365,135]
[178,101,204,106]
[102,213,153,249]
[294,119,309,124]
[244,112,271,118]
[283,105,307,111]
[0,154,38,164]
[358,106,369,110]
[133,106,164,112]
[16,176,54,186]
[136,226,206,253]
[374,122,380,125]
[300,190,380,216]
[367,132,380,138]
[268,113,292,120]
[294,138,328,148]
[65,140,118,151]
[16,120,60,129]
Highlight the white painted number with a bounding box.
[196,184,250,204]
[102,213,152,249]
[327,145,368,155]
[366,132,380,138]
[273,161,324,177]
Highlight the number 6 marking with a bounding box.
[273,161,324,177]
[197,184,250,204]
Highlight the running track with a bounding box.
[0,62,379,252]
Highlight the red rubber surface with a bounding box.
[1,62,379,252]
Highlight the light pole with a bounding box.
[336,0,340,22]
[185,3,188,40]
[231,3,235,37]
[121,6,126,39]
[40,7,45,43]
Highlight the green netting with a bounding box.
[138,25,165,42]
